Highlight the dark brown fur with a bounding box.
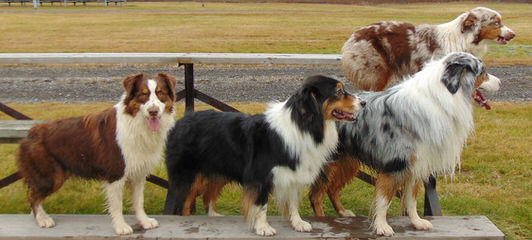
[17,108,123,214]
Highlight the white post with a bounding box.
[105,0,108,6]
[64,0,67,7]
[32,0,38,8]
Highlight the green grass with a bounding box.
[0,102,530,239]
[0,2,531,65]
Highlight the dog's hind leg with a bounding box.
[309,179,327,216]
[204,176,228,216]
[243,185,276,236]
[402,174,433,231]
[372,172,398,236]
[327,157,360,217]
[129,176,159,230]
[18,143,67,228]
[164,171,196,215]
[105,178,131,235]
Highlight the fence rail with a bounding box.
[0,52,441,216]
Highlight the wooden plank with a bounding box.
[0,120,46,143]
[0,53,342,65]
[177,53,342,65]
[0,53,181,64]
[0,215,505,239]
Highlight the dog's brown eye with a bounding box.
[142,89,149,95]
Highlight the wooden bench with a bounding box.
[2,0,30,6]
[0,215,505,239]
[0,53,441,216]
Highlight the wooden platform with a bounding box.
[0,215,504,239]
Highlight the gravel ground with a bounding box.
[0,64,530,103]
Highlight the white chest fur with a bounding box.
[265,102,338,188]
[114,97,175,179]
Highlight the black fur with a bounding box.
[441,54,483,94]
[163,75,351,215]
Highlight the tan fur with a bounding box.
[309,154,360,216]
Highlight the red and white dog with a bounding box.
[16,73,176,235]
[342,7,515,91]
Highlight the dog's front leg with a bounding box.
[250,204,276,236]
[105,179,132,235]
[130,176,159,230]
[372,173,397,236]
[403,176,432,231]
[287,187,312,232]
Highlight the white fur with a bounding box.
[35,205,55,228]
[436,13,488,57]
[373,192,394,236]
[395,58,474,180]
[208,203,223,217]
[248,204,276,236]
[500,26,514,38]
[479,74,501,92]
[256,101,340,233]
[106,79,175,235]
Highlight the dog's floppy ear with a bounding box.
[461,12,477,33]
[123,73,144,99]
[442,63,465,94]
[442,54,481,94]
[290,83,324,142]
[294,84,321,123]
[157,72,177,101]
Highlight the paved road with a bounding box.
[0,64,530,103]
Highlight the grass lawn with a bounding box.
[0,2,531,65]
[0,102,530,239]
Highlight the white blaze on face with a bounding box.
[141,79,166,131]
[479,73,501,92]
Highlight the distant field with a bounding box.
[0,102,530,239]
[0,2,530,65]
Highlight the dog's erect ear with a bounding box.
[123,73,144,99]
[462,12,477,33]
[157,72,177,101]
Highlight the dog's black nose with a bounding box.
[360,101,366,107]
[148,106,159,117]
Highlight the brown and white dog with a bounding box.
[341,7,514,91]
[16,73,176,235]
[308,7,512,218]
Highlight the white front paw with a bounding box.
[36,214,55,228]
[412,218,433,230]
[114,222,133,235]
[208,211,224,217]
[255,223,277,236]
[375,221,394,236]
[140,217,159,230]
[339,209,356,217]
[292,219,312,232]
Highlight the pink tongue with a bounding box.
[475,90,491,110]
[497,37,507,44]
[148,117,161,131]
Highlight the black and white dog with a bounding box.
[337,52,499,236]
[164,75,364,236]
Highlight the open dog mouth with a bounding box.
[474,89,491,110]
[332,109,357,121]
[147,116,162,131]
[497,36,508,45]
